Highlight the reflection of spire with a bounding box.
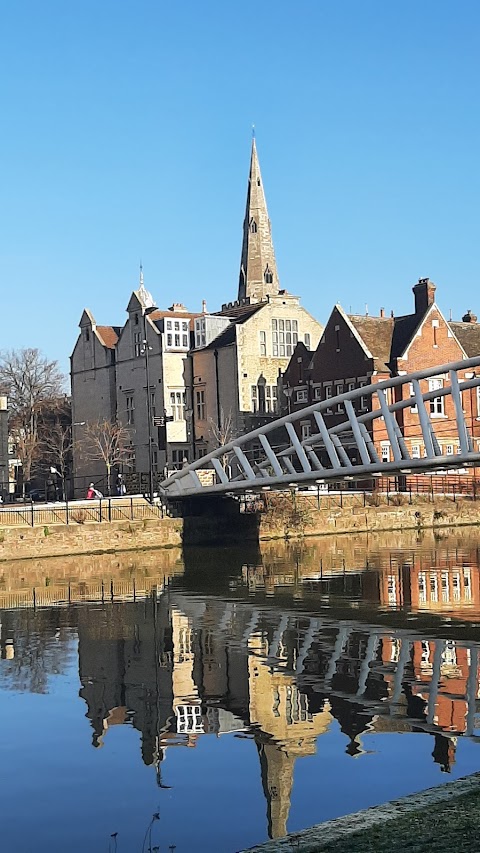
[257,741,295,840]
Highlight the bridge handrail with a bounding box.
[161,355,480,491]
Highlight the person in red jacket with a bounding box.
[86,483,95,500]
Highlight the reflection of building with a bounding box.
[248,631,332,838]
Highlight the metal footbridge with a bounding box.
[161,357,480,499]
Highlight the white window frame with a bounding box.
[381,442,390,462]
[300,421,311,441]
[429,378,444,417]
[325,384,333,413]
[296,388,308,403]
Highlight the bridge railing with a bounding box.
[161,356,480,498]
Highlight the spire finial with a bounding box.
[139,261,144,287]
[252,124,255,139]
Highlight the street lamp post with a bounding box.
[142,317,155,504]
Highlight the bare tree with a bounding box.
[82,419,133,495]
[0,349,65,495]
[208,408,235,470]
[40,414,74,498]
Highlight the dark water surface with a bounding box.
[2,531,480,852]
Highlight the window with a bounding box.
[172,449,187,469]
[174,334,180,347]
[432,319,439,347]
[304,333,311,348]
[464,568,472,601]
[301,422,311,441]
[259,330,266,356]
[381,443,390,462]
[85,328,90,342]
[445,444,453,456]
[335,325,340,352]
[195,389,206,421]
[336,383,344,413]
[167,334,172,347]
[429,378,444,416]
[441,572,449,603]
[134,313,139,325]
[272,318,298,357]
[411,444,421,459]
[182,321,189,332]
[166,320,172,331]
[264,265,273,284]
[360,381,368,411]
[134,331,142,357]
[325,385,333,413]
[249,218,257,233]
[170,390,186,420]
[409,383,418,413]
[183,334,189,347]
[429,573,438,603]
[152,450,158,474]
[252,384,277,413]
[150,391,156,419]
[452,572,461,601]
[296,388,308,403]
[418,572,427,603]
[387,576,397,605]
[174,321,180,331]
[314,386,322,400]
[126,395,134,425]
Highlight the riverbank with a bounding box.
[241,772,480,853]
[0,493,479,560]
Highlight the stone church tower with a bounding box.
[238,137,280,302]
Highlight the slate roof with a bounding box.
[449,322,480,358]
[201,302,266,350]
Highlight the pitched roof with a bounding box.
[215,302,265,321]
[449,321,480,357]
[348,315,395,372]
[96,326,121,349]
[202,303,266,350]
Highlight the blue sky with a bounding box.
[1,1,479,376]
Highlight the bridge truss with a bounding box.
[161,357,480,499]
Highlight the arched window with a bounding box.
[249,218,257,234]
[264,265,273,285]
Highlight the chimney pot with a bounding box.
[462,309,477,323]
[380,307,385,318]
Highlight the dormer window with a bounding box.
[249,218,257,234]
[264,265,273,285]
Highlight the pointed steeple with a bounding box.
[238,137,280,302]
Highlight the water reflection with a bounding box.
[2,532,480,849]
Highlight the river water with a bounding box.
[1,530,480,852]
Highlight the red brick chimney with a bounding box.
[412,278,436,315]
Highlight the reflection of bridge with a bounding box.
[161,357,480,498]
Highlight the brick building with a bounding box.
[281,278,480,466]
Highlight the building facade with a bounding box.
[71,138,323,485]
[281,278,480,468]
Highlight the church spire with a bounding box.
[238,137,280,302]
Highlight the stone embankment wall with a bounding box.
[0,494,479,561]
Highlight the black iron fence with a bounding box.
[0,497,165,527]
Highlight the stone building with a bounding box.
[71,277,201,494]
[71,138,323,485]
[190,138,323,456]
[281,278,480,466]
[0,393,8,497]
